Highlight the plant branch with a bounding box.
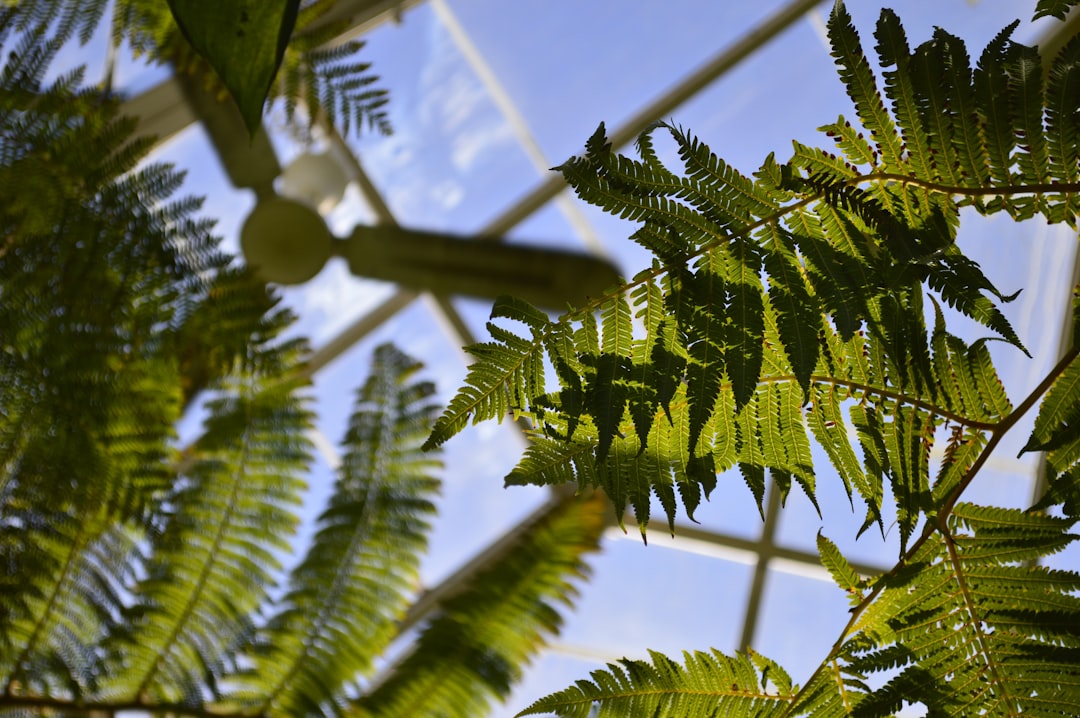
[940,525,1019,713]
[787,345,1080,713]
[0,694,264,718]
[936,346,1080,520]
[560,176,1080,325]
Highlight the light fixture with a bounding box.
[277,149,350,214]
[182,76,622,306]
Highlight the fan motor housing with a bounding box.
[240,197,333,285]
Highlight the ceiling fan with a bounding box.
[176,75,621,312]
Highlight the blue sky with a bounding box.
[59,0,1080,715]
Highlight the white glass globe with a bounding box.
[278,150,349,215]
[240,197,333,285]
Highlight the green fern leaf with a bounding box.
[354,493,606,718]
[1035,0,1080,20]
[849,403,888,535]
[736,392,768,517]
[665,122,780,224]
[778,381,817,509]
[975,21,1023,191]
[912,31,966,187]
[937,28,992,190]
[826,3,905,172]
[725,237,766,410]
[787,208,868,339]
[584,352,632,462]
[106,360,313,703]
[517,647,796,717]
[845,504,1080,715]
[874,11,936,183]
[230,344,441,716]
[882,405,933,549]
[1022,353,1080,457]
[817,532,863,599]
[1044,33,1080,226]
[424,309,548,450]
[1006,40,1050,191]
[438,4,1054,541]
[761,224,821,395]
[680,255,729,456]
[820,116,878,170]
[932,424,988,503]
[806,385,864,507]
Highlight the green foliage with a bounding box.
[354,493,608,718]
[165,0,301,135]
[0,11,602,718]
[427,1,1077,531]
[519,648,795,718]
[1035,0,1080,21]
[427,3,1080,715]
[8,0,390,138]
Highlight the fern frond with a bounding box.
[1044,32,1080,226]
[1035,0,1080,21]
[352,493,606,718]
[275,29,391,138]
[817,533,863,602]
[431,3,1080,537]
[875,11,937,183]
[424,297,551,450]
[761,223,821,395]
[4,0,110,46]
[465,241,1010,536]
[518,647,796,717]
[1022,352,1080,462]
[838,504,1080,715]
[0,30,226,696]
[229,344,441,717]
[975,21,1022,196]
[826,3,905,173]
[104,344,313,705]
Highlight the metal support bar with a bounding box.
[296,0,426,47]
[122,77,195,147]
[738,481,783,651]
[430,0,607,256]
[480,0,823,238]
[614,521,887,580]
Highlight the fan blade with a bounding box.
[174,69,281,196]
[174,69,620,310]
[339,225,620,310]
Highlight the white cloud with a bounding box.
[423,66,488,131]
[417,21,515,173]
[450,119,514,172]
[297,262,396,343]
[430,179,465,209]
[326,185,377,235]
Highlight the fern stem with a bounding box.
[0,693,266,718]
[829,658,851,713]
[3,527,88,695]
[790,345,1080,713]
[861,173,1080,199]
[940,525,1020,714]
[936,346,1079,519]
[131,401,257,701]
[801,374,998,430]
